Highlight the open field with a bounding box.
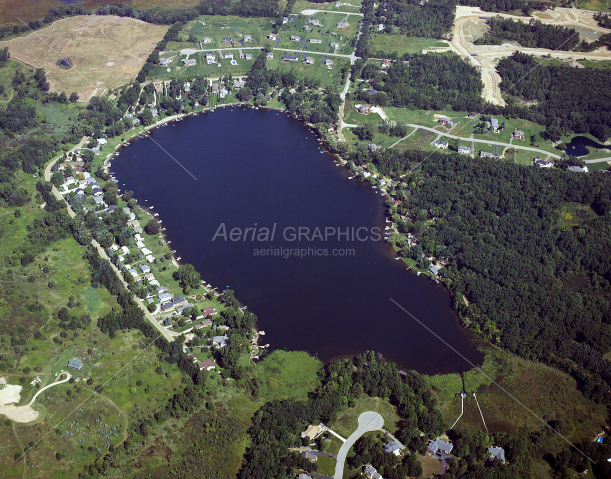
[369,34,449,55]
[255,350,322,401]
[0,15,167,99]
[293,0,364,13]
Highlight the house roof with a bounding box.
[383,441,401,454]
[301,450,317,461]
[67,358,83,369]
[428,438,453,454]
[488,447,505,463]
[197,359,216,370]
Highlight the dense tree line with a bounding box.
[355,149,611,392]
[474,18,579,50]
[240,352,445,478]
[353,52,483,112]
[376,0,456,39]
[457,0,549,14]
[497,52,611,140]
[595,12,611,29]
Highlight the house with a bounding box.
[429,264,442,276]
[194,319,213,329]
[330,42,340,48]
[141,248,152,255]
[432,139,448,149]
[206,52,217,62]
[268,33,277,40]
[323,58,333,66]
[67,358,83,370]
[159,57,172,66]
[304,56,315,64]
[427,438,453,455]
[301,424,323,440]
[156,285,167,294]
[458,146,473,154]
[266,52,273,60]
[511,130,525,141]
[301,450,317,462]
[222,52,234,60]
[140,264,151,274]
[202,37,212,43]
[290,35,301,41]
[65,176,76,185]
[378,23,384,31]
[308,18,321,26]
[337,20,349,28]
[490,117,499,130]
[92,187,102,196]
[211,84,219,95]
[233,79,246,90]
[368,143,381,152]
[93,196,106,206]
[121,246,130,254]
[304,24,312,31]
[107,205,116,213]
[488,447,505,463]
[183,58,196,66]
[243,34,252,42]
[221,37,232,43]
[97,138,107,145]
[146,255,155,263]
[202,306,218,318]
[173,296,187,308]
[158,292,172,302]
[383,441,402,456]
[298,474,309,479]
[183,81,190,93]
[309,38,322,44]
[136,241,145,248]
[364,464,384,479]
[335,0,341,6]
[357,104,372,114]
[197,359,217,371]
[219,87,227,99]
[244,53,253,61]
[212,335,229,348]
[283,55,299,61]
[479,151,497,158]
[568,165,588,173]
[151,108,158,118]
[283,17,288,24]
[438,117,453,127]
[381,59,389,69]
[534,157,553,168]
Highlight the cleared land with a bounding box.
[450,6,611,105]
[0,15,167,99]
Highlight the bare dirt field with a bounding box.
[450,6,611,105]
[0,15,167,99]
[0,382,39,423]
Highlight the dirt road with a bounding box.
[450,6,611,105]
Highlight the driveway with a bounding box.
[333,412,384,479]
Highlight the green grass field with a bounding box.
[369,34,449,55]
[293,0,364,13]
[256,350,322,401]
[576,0,611,12]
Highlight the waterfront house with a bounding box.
[429,264,442,276]
[93,196,105,206]
[219,87,227,99]
[211,84,219,95]
[202,306,218,318]
[233,79,246,90]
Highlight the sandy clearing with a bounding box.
[370,106,389,121]
[0,15,167,100]
[0,383,39,423]
[450,7,611,105]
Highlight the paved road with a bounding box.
[333,412,384,479]
[585,157,611,164]
[274,47,355,60]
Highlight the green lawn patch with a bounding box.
[369,34,449,55]
[256,350,322,401]
[330,395,400,438]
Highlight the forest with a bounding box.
[374,0,456,39]
[497,52,611,140]
[352,52,483,112]
[474,17,579,50]
[351,148,611,399]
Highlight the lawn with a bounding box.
[418,455,442,477]
[330,395,400,438]
[293,0,364,12]
[391,128,436,152]
[576,0,611,12]
[369,34,449,55]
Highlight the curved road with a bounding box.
[333,412,384,479]
[28,372,71,405]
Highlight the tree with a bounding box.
[69,92,79,103]
[144,219,160,235]
[50,170,64,187]
[0,47,9,67]
[139,108,153,127]
[173,263,201,294]
[188,34,197,43]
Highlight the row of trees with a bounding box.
[474,18,580,50]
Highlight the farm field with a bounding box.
[0,15,167,99]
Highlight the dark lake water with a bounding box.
[112,107,484,375]
[565,135,611,157]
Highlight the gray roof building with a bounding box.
[67,358,83,370]
[428,438,453,455]
[488,446,505,463]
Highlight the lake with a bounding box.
[112,107,484,375]
[565,135,611,157]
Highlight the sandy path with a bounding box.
[450,7,611,106]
